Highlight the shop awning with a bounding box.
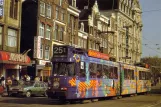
[0,51,31,66]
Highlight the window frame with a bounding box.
[40,44,43,59]
[46,4,51,18]
[46,25,51,40]
[40,1,45,16]
[45,46,50,60]
[10,0,18,19]
[39,22,45,37]
[7,28,17,47]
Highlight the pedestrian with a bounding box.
[26,75,30,82]
[6,77,12,96]
[0,75,5,88]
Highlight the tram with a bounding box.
[47,45,151,102]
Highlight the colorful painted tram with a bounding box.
[47,45,151,102]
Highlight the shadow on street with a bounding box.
[0,97,68,105]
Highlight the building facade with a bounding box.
[66,0,80,47]
[77,0,143,64]
[78,1,113,59]
[21,0,53,79]
[21,0,81,79]
[0,0,31,79]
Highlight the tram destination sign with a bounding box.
[53,46,68,57]
[88,50,109,60]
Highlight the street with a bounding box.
[0,94,161,107]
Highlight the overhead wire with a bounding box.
[142,44,161,55]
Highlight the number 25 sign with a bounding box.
[53,46,67,55]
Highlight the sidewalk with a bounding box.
[150,83,161,94]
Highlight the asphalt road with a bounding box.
[0,94,161,107]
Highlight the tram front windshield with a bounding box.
[53,62,75,76]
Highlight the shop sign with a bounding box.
[39,60,50,65]
[33,36,41,58]
[9,53,28,63]
[88,50,109,60]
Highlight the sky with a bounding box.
[139,0,161,57]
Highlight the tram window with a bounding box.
[146,72,151,80]
[139,71,146,80]
[53,62,76,76]
[89,63,97,78]
[97,64,102,78]
[124,69,134,80]
[109,66,114,79]
[113,67,118,79]
[131,70,134,80]
[102,65,110,79]
[139,71,142,80]
[124,69,128,79]
[79,62,86,77]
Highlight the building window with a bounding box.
[39,22,45,37]
[40,44,43,59]
[46,4,51,18]
[84,40,86,49]
[0,26,2,45]
[59,0,62,6]
[46,25,51,40]
[54,25,58,40]
[10,0,18,19]
[90,40,93,49]
[72,35,75,44]
[40,1,45,16]
[105,39,107,48]
[7,28,17,47]
[61,10,65,21]
[59,27,64,41]
[78,38,81,47]
[45,46,50,60]
[56,7,59,19]
[81,39,83,48]
[68,14,70,24]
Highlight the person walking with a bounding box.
[6,77,12,96]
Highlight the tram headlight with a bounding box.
[53,81,59,88]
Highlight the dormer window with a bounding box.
[72,0,76,7]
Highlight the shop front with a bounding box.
[0,51,31,80]
[36,60,52,82]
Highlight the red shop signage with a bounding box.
[0,51,31,64]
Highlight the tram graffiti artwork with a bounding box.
[47,45,151,102]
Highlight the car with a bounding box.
[9,80,48,97]
[0,84,4,97]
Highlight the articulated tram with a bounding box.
[47,45,151,103]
